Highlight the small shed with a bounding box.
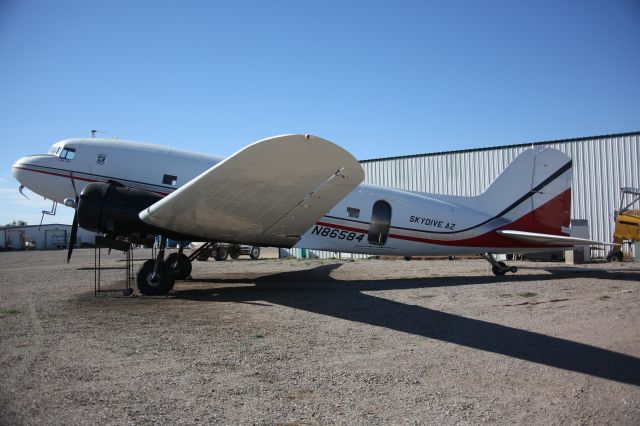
[0,224,96,250]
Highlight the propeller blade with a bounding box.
[67,198,79,263]
[69,171,79,198]
[66,172,79,264]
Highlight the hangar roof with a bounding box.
[360,130,640,163]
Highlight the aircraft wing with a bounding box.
[139,135,365,247]
[496,230,611,246]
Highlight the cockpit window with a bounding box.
[60,147,76,160]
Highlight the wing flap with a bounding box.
[140,135,364,246]
[497,230,610,246]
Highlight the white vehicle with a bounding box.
[12,134,600,295]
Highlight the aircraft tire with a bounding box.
[137,260,175,296]
[492,261,508,276]
[491,266,506,276]
[249,246,260,260]
[230,253,239,260]
[196,251,210,261]
[606,251,624,262]
[167,253,192,280]
[214,247,229,261]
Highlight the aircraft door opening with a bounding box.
[368,200,392,245]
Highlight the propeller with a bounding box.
[67,208,79,263]
[66,172,80,263]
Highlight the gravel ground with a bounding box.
[1,248,639,425]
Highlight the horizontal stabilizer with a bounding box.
[139,135,364,247]
[496,230,611,246]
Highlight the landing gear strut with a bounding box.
[483,252,518,276]
[136,236,176,295]
[136,241,226,295]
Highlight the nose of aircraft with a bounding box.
[12,154,57,183]
[11,156,30,185]
[11,154,72,203]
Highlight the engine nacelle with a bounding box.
[77,182,163,236]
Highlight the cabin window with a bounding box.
[368,200,392,245]
[163,174,177,186]
[347,207,360,218]
[59,147,76,160]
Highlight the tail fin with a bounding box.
[476,147,572,234]
[426,147,572,235]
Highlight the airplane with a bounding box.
[12,134,602,296]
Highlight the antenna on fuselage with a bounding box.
[91,129,107,138]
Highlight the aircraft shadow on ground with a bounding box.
[175,264,640,387]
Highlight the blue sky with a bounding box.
[1,0,639,226]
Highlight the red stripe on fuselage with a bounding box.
[316,189,572,248]
[15,166,170,196]
[18,166,96,183]
[316,221,367,234]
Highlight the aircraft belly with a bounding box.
[296,228,564,256]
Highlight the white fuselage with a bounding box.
[12,138,222,201]
[12,138,568,256]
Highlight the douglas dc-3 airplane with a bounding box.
[12,134,600,295]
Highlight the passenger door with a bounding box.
[368,200,392,245]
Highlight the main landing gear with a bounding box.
[136,240,218,296]
[166,241,192,280]
[483,252,518,276]
[137,236,176,296]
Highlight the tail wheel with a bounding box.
[492,265,507,276]
[166,253,192,280]
[492,261,508,276]
[249,246,260,260]
[137,260,175,296]
[214,246,229,261]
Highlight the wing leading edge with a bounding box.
[139,135,365,247]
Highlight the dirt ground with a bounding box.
[1,248,639,425]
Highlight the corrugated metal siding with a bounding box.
[361,133,639,250]
[285,248,371,260]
